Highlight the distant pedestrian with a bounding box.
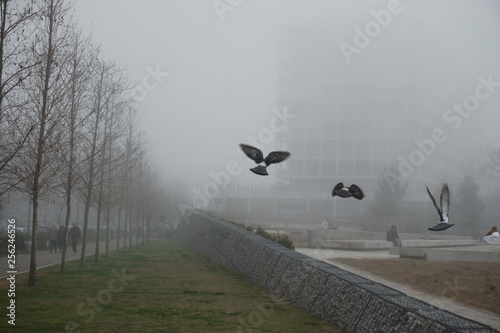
[48,224,58,253]
[68,223,81,254]
[386,225,401,247]
[57,225,66,253]
[320,219,329,230]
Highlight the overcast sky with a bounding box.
[73,0,500,188]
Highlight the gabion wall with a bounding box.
[172,210,498,333]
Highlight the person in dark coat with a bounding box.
[386,225,401,247]
[57,225,66,253]
[68,223,81,254]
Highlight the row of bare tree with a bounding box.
[1,0,170,286]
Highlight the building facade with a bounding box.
[214,25,475,229]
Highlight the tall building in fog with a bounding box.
[214,24,475,227]
[273,25,473,221]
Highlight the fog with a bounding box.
[72,0,499,177]
[71,0,500,227]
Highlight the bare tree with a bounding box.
[93,93,127,261]
[123,107,143,249]
[477,146,500,195]
[111,144,128,253]
[454,174,485,233]
[78,61,107,266]
[58,30,98,273]
[101,94,128,258]
[13,0,75,286]
[140,164,164,243]
[77,61,127,266]
[477,146,500,231]
[0,0,39,195]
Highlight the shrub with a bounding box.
[255,226,295,250]
[209,215,296,250]
[275,233,295,250]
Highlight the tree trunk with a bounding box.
[94,198,102,262]
[28,0,55,286]
[94,156,106,261]
[80,196,91,266]
[116,190,123,252]
[80,66,104,266]
[28,194,38,286]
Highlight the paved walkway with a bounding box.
[1,238,124,279]
[296,247,500,332]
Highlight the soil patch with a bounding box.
[334,258,500,315]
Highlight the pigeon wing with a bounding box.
[239,144,264,164]
[264,151,291,166]
[332,182,344,197]
[440,183,450,219]
[426,186,443,220]
[349,184,364,200]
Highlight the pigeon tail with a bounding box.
[250,165,269,176]
[428,222,454,231]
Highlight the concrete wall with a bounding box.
[172,210,498,333]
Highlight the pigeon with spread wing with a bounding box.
[332,182,364,200]
[427,183,454,231]
[239,144,291,176]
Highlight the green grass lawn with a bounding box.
[1,239,345,333]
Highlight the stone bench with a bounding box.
[399,239,475,248]
[390,240,477,259]
[389,247,427,259]
[390,244,500,262]
[317,240,394,250]
[318,239,476,251]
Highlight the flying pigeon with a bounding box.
[332,182,364,200]
[239,143,290,176]
[426,183,454,231]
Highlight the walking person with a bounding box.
[48,224,58,253]
[57,225,66,253]
[68,223,81,254]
